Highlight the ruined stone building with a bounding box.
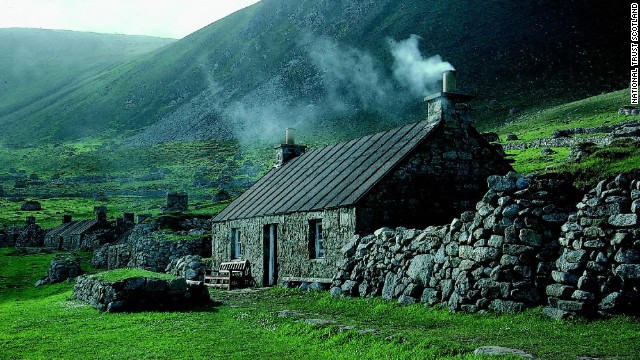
[211,71,512,287]
[44,207,133,251]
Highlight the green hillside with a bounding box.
[0,0,627,144]
[0,28,174,136]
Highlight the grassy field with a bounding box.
[1,249,639,359]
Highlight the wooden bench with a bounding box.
[203,260,251,290]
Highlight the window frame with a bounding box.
[230,228,242,259]
[309,219,325,259]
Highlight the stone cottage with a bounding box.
[44,206,127,251]
[211,71,512,287]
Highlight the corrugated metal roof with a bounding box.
[214,120,440,222]
[46,220,99,238]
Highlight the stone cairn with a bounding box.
[331,172,580,313]
[544,174,640,319]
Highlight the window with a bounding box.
[230,228,242,259]
[309,219,325,259]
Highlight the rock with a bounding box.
[406,254,434,287]
[472,247,500,263]
[608,214,638,227]
[398,295,417,306]
[543,307,573,320]
[519,229,542,247]
[487,175,516,192]
[341,280,358,296]
[599,292,622,311]
[341,235,360,257]
[381,272,398,301]
[502,204,520,219]
[305,319,336,326]
[546,284,574,298]
[421,288,440,306]
[20,201,42,211]
[330,287,344,298]
[73,275,210,312]
[308,282,327,292]
[473,346,534,359]
[551,271,578,285]
[614,249,640,263]
[489,299,524,313]
[505,133,519,141]
[615,264,640,280]
[36,253,83,286]
[541,147,557,155]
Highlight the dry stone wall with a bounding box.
[331,172,578,313]
[73,275,210,312]
[544,174,640,319]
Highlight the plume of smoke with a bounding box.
[131,35,454,148]
[307,37,395,113]
[388,34,454,97]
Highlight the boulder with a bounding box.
[406,254,434,287]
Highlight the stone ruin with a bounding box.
[73,274,211,312]
[35,253,83,286]
[92,216,211,272]
[331,172,640,319]
[0,216,46,248]
[161,192,188,213]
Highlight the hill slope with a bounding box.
[0,0,628,144]
[0,28,175,135]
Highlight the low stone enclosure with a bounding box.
[331,172,640,319]
[73,274,211,312]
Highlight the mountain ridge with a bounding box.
[0,0,628,145]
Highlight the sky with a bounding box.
[0,0,261,39]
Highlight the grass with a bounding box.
[89,269,175,282]
[494,89,632,142]
[1,249,639,359]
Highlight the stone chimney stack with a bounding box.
[424,69,475,126]
[63,215,72,224]
[94,206,108,224]
[275,128,306,168]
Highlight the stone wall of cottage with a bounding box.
[211,208,357,286]
[357,121,512,233]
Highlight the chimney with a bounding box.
[63,215,72,224]
[424,69,475,125]
[443,70,457,93]
[94,206,108,224]
[123,212,135,224]
[274,128,306,168]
